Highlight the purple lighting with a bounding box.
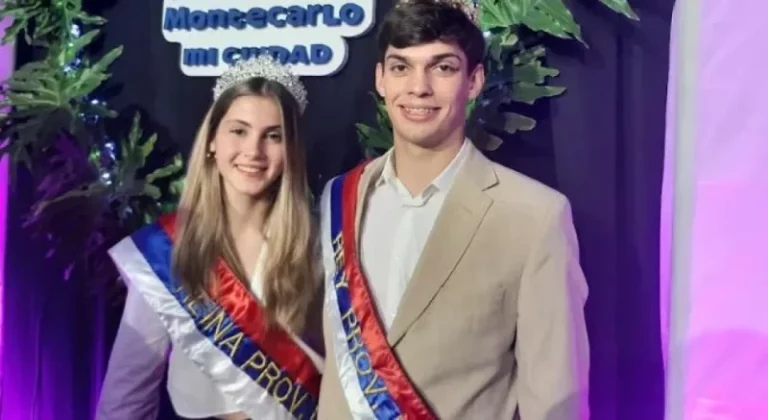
[0,154,5,398]
[663,1,768,418]
[0,14,14,404]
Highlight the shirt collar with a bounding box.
[375,138,471,195]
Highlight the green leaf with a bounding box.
[7,69,62,103]
[140,133,158,160]
[501,31,519,47]
[64,46,123,99]
[487,33,504,64]
[128,112,143,148]
[64,72,109,100]
[483,0,584,43]
[79,101,118,120]
[373,95,390,125]
[143,184,162,200]
[90,46,123,73]
[6,92,59,109]
[146,154,184,183]
[485,134,504,151]
[480,1,513,30]
[503,112,537,133]
[76,12,107,25]
[0,5,30,20]
[513,59,559,85]
[373,96,392,129]
[375,111,390,129]
[170,178,186,196]
[521,0,584,43]
[64,29,100,64]
[356,123,392,150]
[64,0,84,12]
[466,99,477,117]
[2,19,27,44]
[355,123,373,140]
[599,0,639,20]
[12,61,52,77]
[511,82,566,104]
[33,17,59,41]
[33,182,109,215]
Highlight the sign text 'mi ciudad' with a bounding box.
[162,1,376,76]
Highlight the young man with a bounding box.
[318,0,590,418]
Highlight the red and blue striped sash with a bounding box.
[327,164,436,419]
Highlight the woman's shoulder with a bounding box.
[130,212,179,238]
[109,212,180,257]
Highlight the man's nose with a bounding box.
[408,70,433,97]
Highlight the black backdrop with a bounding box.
[2,0,675,419]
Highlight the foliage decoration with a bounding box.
[357,0,638,156]
[0,0,184,283]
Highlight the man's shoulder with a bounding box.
[478,163,575,252]
[486,162,569,213]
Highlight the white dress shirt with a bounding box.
[96,248,323,419]
[322,140,470,330]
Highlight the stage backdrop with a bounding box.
[2,0,674,419]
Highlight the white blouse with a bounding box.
[95,249,323,419]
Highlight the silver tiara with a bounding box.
[213,55,309,113]
[396,0,480,27]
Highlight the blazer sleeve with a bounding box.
[513,196,590,420]
[95,284,171,420]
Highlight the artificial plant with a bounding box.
[0,0,184,282]
[357,0,638,156]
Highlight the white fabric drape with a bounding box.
[662,1,768,418]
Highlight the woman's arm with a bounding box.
[95,284,171,419]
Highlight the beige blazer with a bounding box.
[318,142,590,420]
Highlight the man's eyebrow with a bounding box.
[384,53,408,62]
[430,53,462,62]
[384,53,463,63]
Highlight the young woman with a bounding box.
[96,56,323,420]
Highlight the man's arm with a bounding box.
[514,196,590,420]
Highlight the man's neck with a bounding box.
[392,132,465,196]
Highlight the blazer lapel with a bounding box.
[388,144,498,346]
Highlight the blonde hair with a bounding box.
[172,78,318,334]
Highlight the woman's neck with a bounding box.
[225,194,271,239]
[224,193,272,280]
[227,200,270,237]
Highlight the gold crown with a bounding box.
[396,0,480,27]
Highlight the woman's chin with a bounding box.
[221,175,279,204]
[227,183,270,201]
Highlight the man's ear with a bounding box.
[468,63,485,100]
[375,62,385,97]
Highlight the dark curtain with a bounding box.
[1,0,673,419]
[0,169,119,419]
[492,0,674,418]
